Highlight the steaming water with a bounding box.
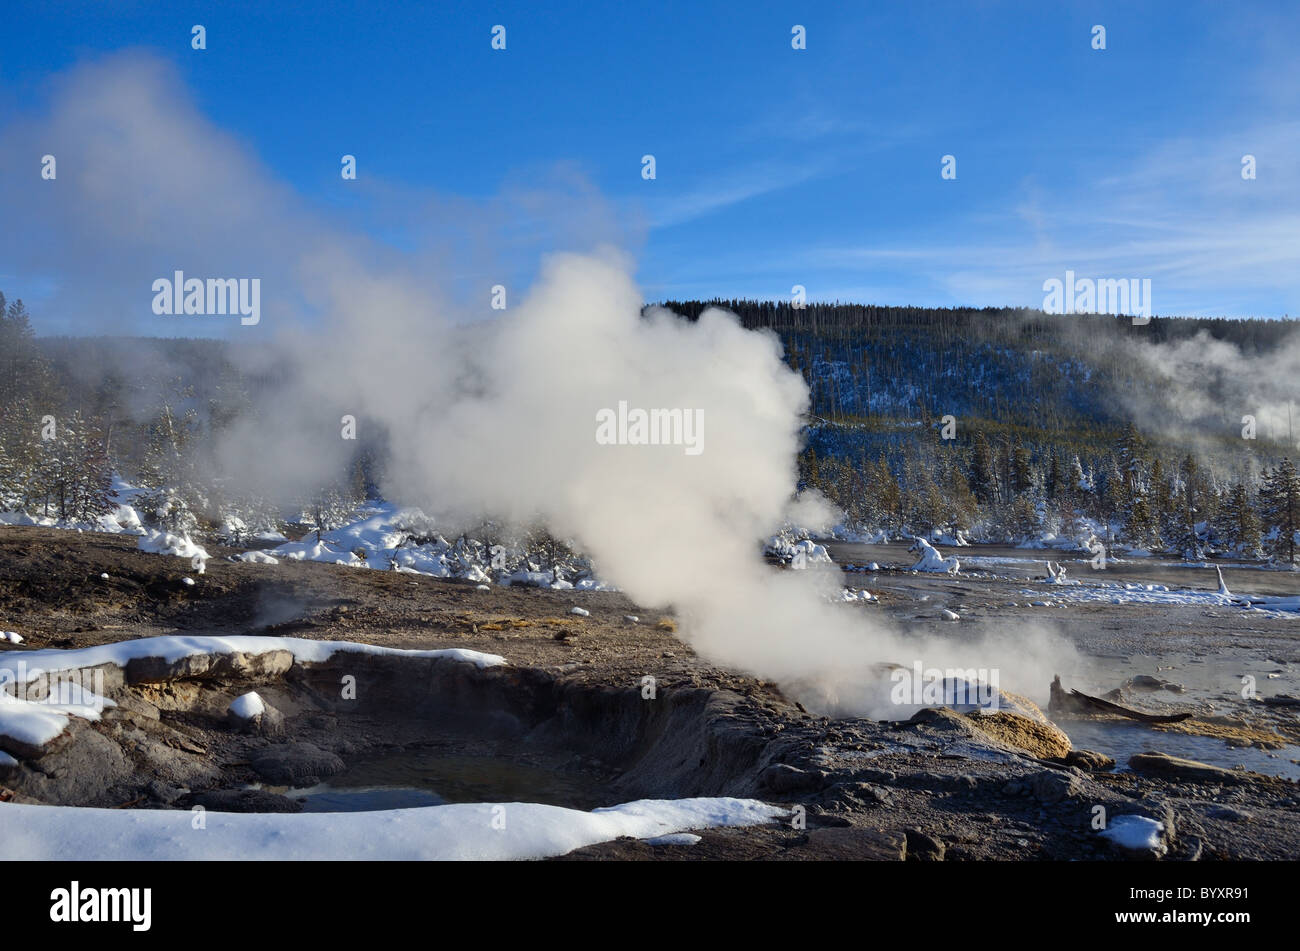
[254,750,610,813]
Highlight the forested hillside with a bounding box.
[3,291,1298,563]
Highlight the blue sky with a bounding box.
[2,0,1298,330]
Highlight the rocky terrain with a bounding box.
[2,526,1297,860]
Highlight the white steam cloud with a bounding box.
[1,53,1079,716]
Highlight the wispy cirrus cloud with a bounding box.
[799,121,1300,317]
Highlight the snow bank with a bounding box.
[0,797,787,861]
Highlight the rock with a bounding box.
[146,779,186,804]
[227,691,285,736]
[1029,769,1082,804]
[1127,675,1184,693]
[1065,749,1116,772]
[250,742,345,785]
[759,763,828,794]
[857,768,897,784]
[1205,804,1252,822]
[125,649,294,685]
[1128,675,1164,689]
[905,828,945,861]
[1128,752,1243,784]
[824,781,890,806]
[1002,781,1023,795]
[969,711,1072,759]
[783,827,907,860]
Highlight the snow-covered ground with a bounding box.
[1014,577,1299,617]
[0,796,786,860]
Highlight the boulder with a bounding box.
[1128,752,1243,784]
[250,742,345,785]
[1065,749,1116,771]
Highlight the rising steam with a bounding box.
[1,53,1083,716]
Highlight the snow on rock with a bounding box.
[908,538,960,575]
[269,505,611,590]
[569,607,590,617]
[0,632,22,644]
[1042,562,1078,585]
[1,635,506,687]
[839,588,876,603]
[0,636,504,756]
[0,683,116,751]
[180,577,195,587]
[643,833,702,846]
[228,691,266,721]
[941,609,960,621]
[624,615,639,623]
[765,531,833,567]
[234,550,279,565]
[0,797,786,861]
[1215,566,1232,597]
[138,530,209,573]
[931,529,971,547]
[1099,815,1166,854]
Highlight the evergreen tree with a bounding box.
[968,432,998,505]
[1214,482,1262,556]
[1260,458,1300,565]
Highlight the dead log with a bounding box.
[1049,674,1192,723]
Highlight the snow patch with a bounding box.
[0,797,786,861]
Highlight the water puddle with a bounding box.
[1059,719,1300,781]
[254,748,613,813]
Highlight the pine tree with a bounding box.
[1011,438,1034,496]
[1007,494,1040,542]
[1116,423,1147,495]
[1260,458,1300,565]
[969,432,998,505]
[1214,482,1262,556]
[1045,450,1061,502]
[1170,454,1209,558]
[1124,494,1160,550]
